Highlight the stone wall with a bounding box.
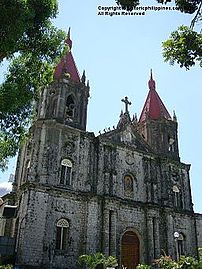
[12,77,199,268]
[195,213,202,248]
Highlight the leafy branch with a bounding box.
[116,0,202,70]
[0,1,66,170]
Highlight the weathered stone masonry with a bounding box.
[5,31,201,269]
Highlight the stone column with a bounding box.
[153,217,160,258]
[167,213,174,257]
[102,209,109,255]
[109,210,117,256]
[147,217,154,262]
[86,200,99,253]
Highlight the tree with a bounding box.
[162,25,202,69]
[1,0,58,61]
[115,0,202,70]
[0,0,66,170]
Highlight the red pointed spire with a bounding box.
[139,71,171,122]
[54,28,80,82]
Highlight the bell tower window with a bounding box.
[168,135,175,152]
[173,185,183,209]
[60,159,72,186]
[66,95,75,117]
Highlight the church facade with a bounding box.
[10,31,199,269]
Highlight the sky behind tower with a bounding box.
[0,0,202,213]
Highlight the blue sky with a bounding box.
[0,0,202,212]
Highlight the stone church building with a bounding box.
[3,31,201,268]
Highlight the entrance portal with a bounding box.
[121,231,140,269]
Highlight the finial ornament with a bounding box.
[65,27,72,49]
[150,69,153,80]
[68,27,71,38]
[81,70,86,84]
[173,110,177,122]
[148,69,156,91]
[134,113,138,122]
[121,96,132,113]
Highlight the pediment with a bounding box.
[98,124,152,153]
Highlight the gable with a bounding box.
[98,124,152,153]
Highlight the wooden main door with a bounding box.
[121,231,140,269]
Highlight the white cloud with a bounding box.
[0,182,12,197]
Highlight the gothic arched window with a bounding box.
[24,160,30,182]
[168,135,175,152]
[65,95,75,117]
[173,185,183,209]
[59,159,72,186]
[124,174,134,197]
[56,219,69,250]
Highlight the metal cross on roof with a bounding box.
[121,96,131,113]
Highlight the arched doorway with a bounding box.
[121,230,140,269]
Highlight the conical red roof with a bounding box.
[54,29,80,82]
[139,71,171,122]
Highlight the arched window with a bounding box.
[168,135,175,152]
[173,185,183,208]
[24,160,30,182]
[59,159,72,185]
[124,175,134,196]
[56,219,69,250]
[65,95,75,117]
[51,98,58,117]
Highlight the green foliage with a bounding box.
[79,253,118,269]
[116,0,201,14]
[157,0,171,4]
[0,265,13,269]
[157,0,201,14]
[0,0,58,61]
[175,0,201,14]
[0,1,66,170]
[116,0,139,11]
[162,25,202,69]
[154,255,178,269]
[199,247,202,261]
[115,0,202,70]
[136,264,151,269]
[177,256,201,269]
[79,253,106,269]
[104,255,118,267]
[137,255,202,269]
